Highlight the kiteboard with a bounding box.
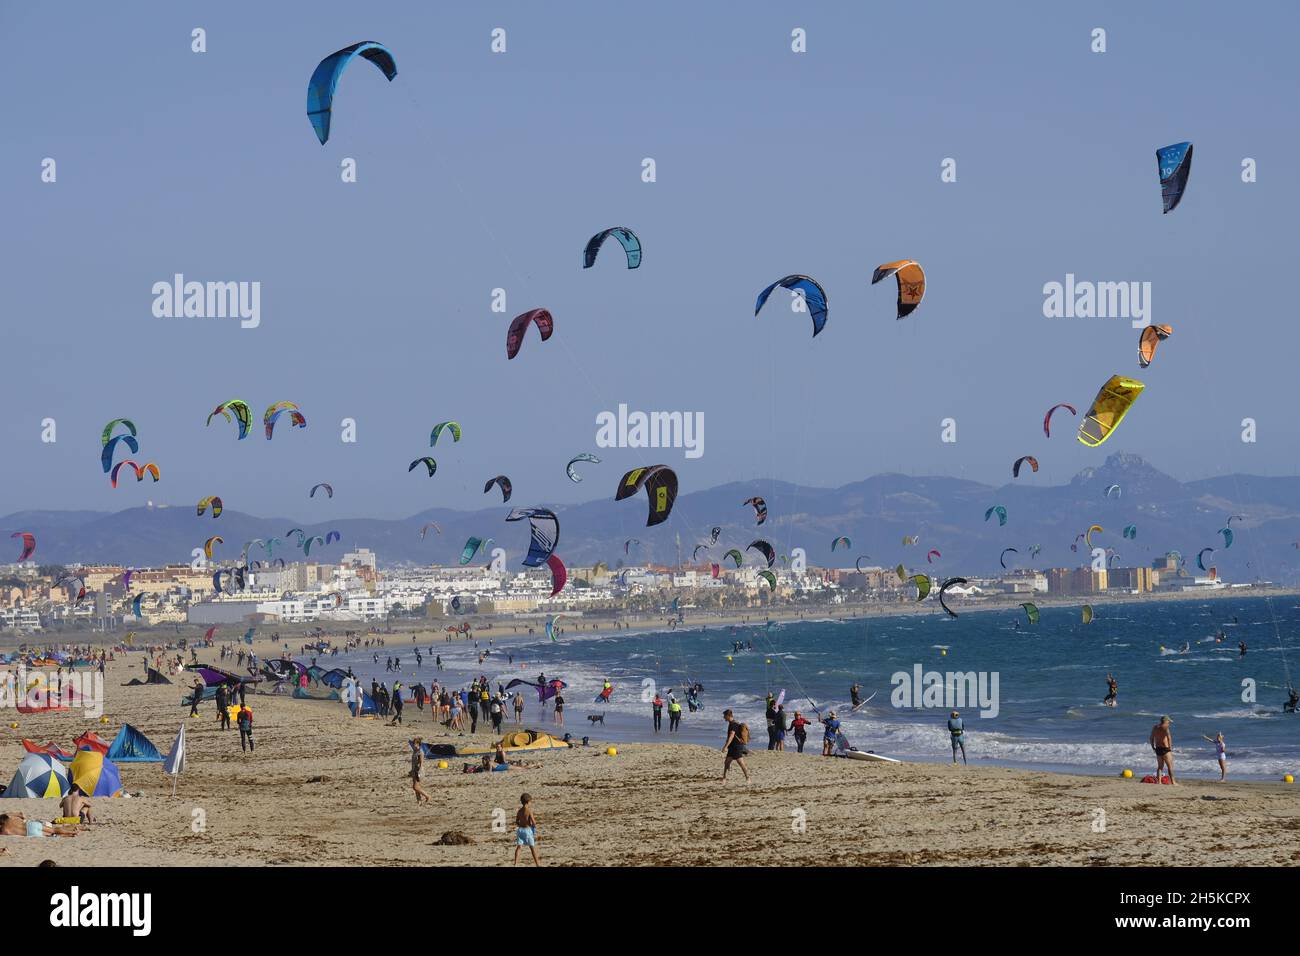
[839,748,901,764]
[850,691,878,712]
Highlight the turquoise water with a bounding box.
[341,595,1300,780]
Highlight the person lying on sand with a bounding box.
[0,812,79,837]
[59,786,93,823]
[493,741,541,769]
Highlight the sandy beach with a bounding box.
[3,646,1298,868]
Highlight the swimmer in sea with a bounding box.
[1284,685,1299,714]
[1238,641,1248,658]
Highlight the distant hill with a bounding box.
[5,454,1300,581]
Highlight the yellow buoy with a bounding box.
[8,722,17,730]
[1284,774,1294,784]
[436,760,448,770]
[1121,769,1133,778]
[940,649,947,657]
[606,746,618,756]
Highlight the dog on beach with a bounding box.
[586,713,605,725]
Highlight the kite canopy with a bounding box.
[506,309,554,359]
[506,508,560,567]
[2,752,70,798]
[1156,142,1192,214]
[616,466,678,527]
[307,41,398,145]
[1138,324,1173,368]
[583,227,641,269]
[483,475,512,502]
[546,553,567,596]
[871,260,926,319]
[755,275,828,337]
[1078,375,1145,447]
[11,531,35,562]
[1043,403,1076,438]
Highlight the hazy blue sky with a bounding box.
[4,1,1298,520]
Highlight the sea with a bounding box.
[329,594,1300,781]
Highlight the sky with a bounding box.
[3,1,1299,521]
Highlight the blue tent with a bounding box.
[105,724,163,763]
[359,691,377,716]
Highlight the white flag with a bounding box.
[162,723,186,776]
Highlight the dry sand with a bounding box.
[2,648,1298,867]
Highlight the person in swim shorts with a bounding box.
[513,793,540,866]
[1148,716,1177,784]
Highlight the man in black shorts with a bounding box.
[721,709,751,782]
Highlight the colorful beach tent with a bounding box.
[68,750,123,798]
[3,752,70,798]
[359,692,378,716]
[106,724,163,763]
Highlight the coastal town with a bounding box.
[1,546,1258,635]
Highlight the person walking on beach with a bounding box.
[513,793,541,866]
[1149,716,1176,784]
[410,739,431,805]
[790,710,811,753]
[668,694,681,732]
[214,682,229,729]
[721,709,751,782]
[652,693,663,732]
[513,692,525,724]
[821,711,841,757]
[765,697,778,750]
[773,703,788,751]
[237,704,254,753]
[189,678,204,717]
[490,694,504,734]
[1201,731,1227,781]
[389,684,404,726]
[947,710,967,765]
[553,691,565,727]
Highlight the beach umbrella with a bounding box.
[68,750,123,798]
[3,752,70,798]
